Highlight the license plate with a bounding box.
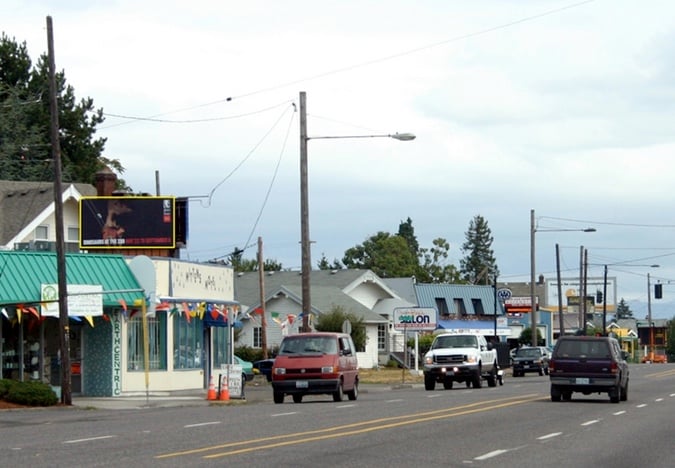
[296,380,308,388]
[576,378,590,385]
[523,365,530,368]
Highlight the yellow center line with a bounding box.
[155,393,543,460]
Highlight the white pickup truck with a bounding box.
[423,333,499,390]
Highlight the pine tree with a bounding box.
[460,215,499,284]
[615,298,633,320]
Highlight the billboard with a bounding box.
[546,277,617,311]
[79,196,175,249]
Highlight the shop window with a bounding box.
[127,313,167,371]
[173,314,204,369]
[212,327,233,368]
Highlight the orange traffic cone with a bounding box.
[206,374,217,400]
[219,375,230,401]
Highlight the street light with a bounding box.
[299,91,415,332]
[530,209,596,346]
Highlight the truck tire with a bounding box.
[550,384,562,402]
[486,364,497,387]
[472,366,482,388]
[443,379,453,390]
[424,374,436,391]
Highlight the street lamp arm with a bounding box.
[308,132,415,141]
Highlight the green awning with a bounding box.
[0,251,144,309]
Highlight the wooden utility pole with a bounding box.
[556,243,564,336]
[257,237,268,358]
[47,16,71,405]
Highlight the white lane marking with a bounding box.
[386,399,404,403]
[475,449,508,460]
[64,435,116,444]
[613,411,626,415]
[538,432,562,440]
[636,404,647,408]
[184,421,221,428]
[427,394,442,398]
[271,412,298,417]
[655,398,663,402]
[581,420,599,426]
[337,404,356,408]
[670,393,675,397]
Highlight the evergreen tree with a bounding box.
[615,298,633,320]
[317,253,343,270]
[342,231,417,277]
[0,33,125,185]
[397,217,419,260]
[459,215,499,284]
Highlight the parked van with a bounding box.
[271,332,359,404]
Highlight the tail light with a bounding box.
[549,359,555,372]
[610,361,618,374]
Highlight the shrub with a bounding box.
[0,379,18,399]
[5,381,58,406]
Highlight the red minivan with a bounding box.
[271,332,359,404]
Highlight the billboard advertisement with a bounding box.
[546,277,617,311]
[79,196,175,249]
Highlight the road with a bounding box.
[1,364,674,467]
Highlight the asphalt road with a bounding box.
[1,364,674,467]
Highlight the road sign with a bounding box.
[497,288,512,301]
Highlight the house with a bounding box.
[0,180,96,252]
[233,269,415,368]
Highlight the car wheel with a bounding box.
[273,391,284,404]
[333,382,344,402]
[550,384,562,402]
[347,381,359,401]
[486,364,497,387]
[538,368,544,376]
[424,374,436,391]
[620,381,628,401]
[609,387,620,403]
[544,367,549,376]
[443,379,454,390]
[292,394,303,404]
[465,381,472,388]
[472,367,482,388]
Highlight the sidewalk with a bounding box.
[71,379,406,410]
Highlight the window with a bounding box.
[377,323,387,351]
[67,226,79,242]
[253,327,262,348]
[173,314,204,369]
[435,298,449,316]
[471,299,485,315]
[212,327,232,368]
[453,298,467,316]
[128,313,167,370]
[35,225,48,240]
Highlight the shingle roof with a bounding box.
[0,180,96,244]
[0,251,143,308]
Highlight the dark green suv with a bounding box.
[549,336,629,403]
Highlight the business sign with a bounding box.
[393,307,437,331]
[546,277,617,309]
[79,196,175,249]
[40,283,103,316]
[497,288,512,301]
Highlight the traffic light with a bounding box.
[655,283,663,299]
[596,291,603,303]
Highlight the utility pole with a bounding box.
[578,246,584,332]
[257,237,268,358]
[47,16,71,405]
[583,248,589,334]
[556,244,564,336]
[299,91,311,333]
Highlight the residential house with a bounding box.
[234,269,414,368]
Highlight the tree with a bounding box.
[460,215,499,284]
[397,217,419,260]
[417,237,461,283]
[314,305,366,352]
[666,316,675,362]
[0,33,125,186]
[317,253,343,270]
[615,298,633,320]
[342,231,418,277]
[519,327,544,346]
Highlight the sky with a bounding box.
[5,0,675,319]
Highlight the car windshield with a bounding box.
[278,336,337,355]
[515,348,541,358]
[432,336,477,349]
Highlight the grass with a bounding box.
[359,367,424,385]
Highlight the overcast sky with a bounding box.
[6,0,675,318]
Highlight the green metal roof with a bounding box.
[0,251,144,308]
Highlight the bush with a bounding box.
[0,379,18,399]
[5,380,58,406]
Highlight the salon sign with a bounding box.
[393,307,437,331]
